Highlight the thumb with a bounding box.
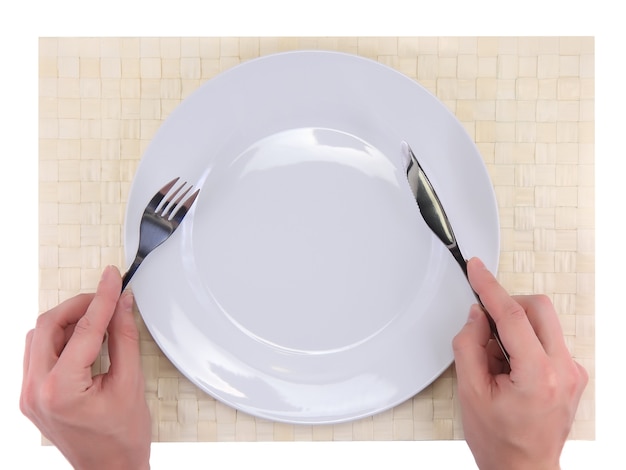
[453,304,492,392]
[58,266,121,372]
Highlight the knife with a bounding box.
[403,141,510,364]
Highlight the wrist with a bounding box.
[71,453,150,470]
[479,458,560,470]
[75,461,150,470]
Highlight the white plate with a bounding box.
[124,51,499,424]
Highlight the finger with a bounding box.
[453,304,492,393]
[26,294,95,378]
[22,329,34,379]
[106,292,142,384]
[62,324,107,347]
[21,330,35,411]
[59,266,122,372]
[63,323,77,346]
[467,258,545,364]
[574,360,590,398]
[20,330,39,418]
[512,295,570,359]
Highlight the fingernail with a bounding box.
[100,265,113,282]
[473,257,486,270]
[121,292,134,311]
[467,304,481,322]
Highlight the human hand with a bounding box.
[453,258,588,470]
[20,266,151,470]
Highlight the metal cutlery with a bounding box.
[403,141,510,364]
[121,177,200,292]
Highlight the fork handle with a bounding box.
[121,256,143,293]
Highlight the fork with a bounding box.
[121,177,200,292]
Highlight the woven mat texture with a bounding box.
[38,37,595,442]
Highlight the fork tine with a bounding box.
[157,182,186,212]
[146,177,179,212]
[171,188,200,225]
[162,184,192,218]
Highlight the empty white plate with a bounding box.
[124,51,499,424]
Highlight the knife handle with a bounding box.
[449,245,511,365]
[475,296,511,365]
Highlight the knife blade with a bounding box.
[403,141,510,364]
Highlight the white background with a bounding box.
[0,1,622,468]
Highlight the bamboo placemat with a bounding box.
[38,37,595,442]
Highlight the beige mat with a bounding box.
[38,37,595,441]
